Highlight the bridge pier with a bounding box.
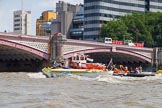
[50,33,66,65]
[153,47,162,70]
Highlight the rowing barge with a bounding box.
[113,72,155,77]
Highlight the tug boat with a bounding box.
[42,53,110,78]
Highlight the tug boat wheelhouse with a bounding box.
[69,53,107,70]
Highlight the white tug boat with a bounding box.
[42,53,110,78]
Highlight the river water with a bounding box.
[0,72,162,108]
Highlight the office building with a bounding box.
[84,0,162,41]
[149,0,162,12]
[70,7,84,40]
[13,10,31,35]
[51,1,83,38]
[36,11,56,36]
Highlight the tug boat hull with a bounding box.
[42,67,110,78]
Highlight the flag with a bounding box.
[107,58,113,69]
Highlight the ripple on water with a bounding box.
[0,72,162,108]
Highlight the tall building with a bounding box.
[70,7,84,40]
[149,0,162,12]
[13,10,31,35]
[36,11,56,36]
[84,0,162,41]
[51,1,83,38]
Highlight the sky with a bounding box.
[0,0,83,35]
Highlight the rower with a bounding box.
[124,66,129,73]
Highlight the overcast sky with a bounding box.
[0,0,83,35]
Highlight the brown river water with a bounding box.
[0,72,162,108]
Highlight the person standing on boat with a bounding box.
[54,58,64,68]
[139,65,142,73]
[53,60,59,68]
[135,67,140,73]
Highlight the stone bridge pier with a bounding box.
[153,47,162,70]
[50,33,66,65]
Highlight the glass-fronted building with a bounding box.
[84,0,162,41]
[70,7,84,40]
[149,0,162,12]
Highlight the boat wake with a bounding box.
[27,72,46,78]
[68,74,96,81]
[27,72,162,84]
[96,75,124,83]
[68,73,162,83]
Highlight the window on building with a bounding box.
[14,24,20,26]
[14,15,20,17]
[14,28,20,30]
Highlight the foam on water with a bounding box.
[69,73,124,83]
[1,72,162,107]
[27,71,162,84]
[68,74,96,81]
[69,73,162,83]
[142,74,162,80]
[96,74,162,82]
[27,72,46,78]
[96,74,124,83]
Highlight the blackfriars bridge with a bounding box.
[0,32,161,71]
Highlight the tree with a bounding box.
[101,12,162,47]
[101,19,130,41]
